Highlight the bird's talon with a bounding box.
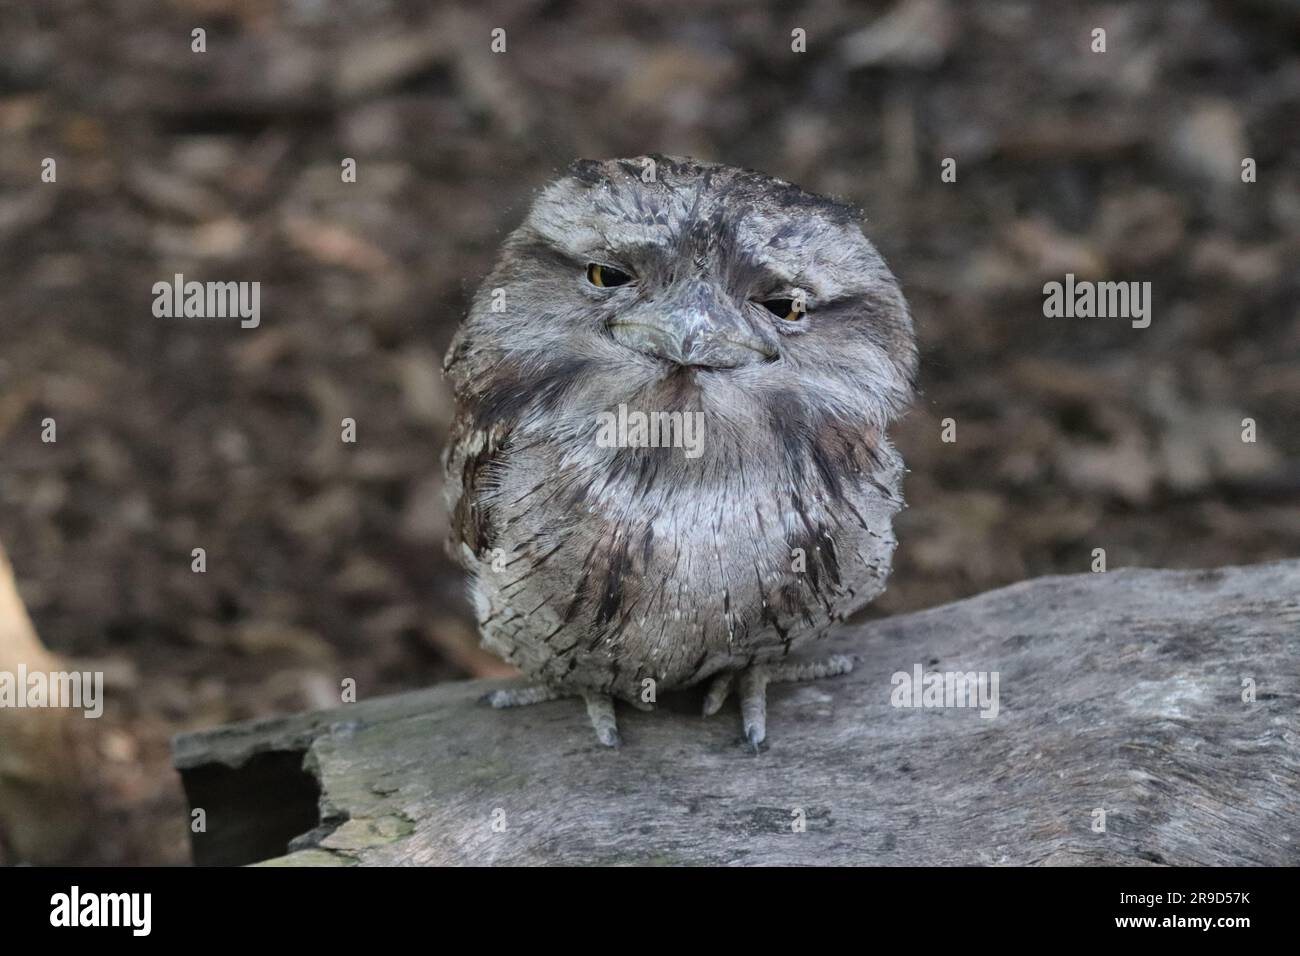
[728,655,851,749]
[702,671,734,717]
[482,684,564,709]
[737,666,770,752]
[583,692,621,748]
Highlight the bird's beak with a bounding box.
[609,308,777,369]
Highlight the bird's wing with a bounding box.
[442,410,511,569]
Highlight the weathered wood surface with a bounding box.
[174,560,1300,866]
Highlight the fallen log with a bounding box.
[173,560,1300,866]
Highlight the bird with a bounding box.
[442,156,916,749]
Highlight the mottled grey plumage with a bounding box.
[443,156,916,748]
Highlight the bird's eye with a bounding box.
[587,264,632,288]
[760,298,803,321]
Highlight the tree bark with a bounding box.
[174,560,1300,866]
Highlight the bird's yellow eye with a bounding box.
[587,263,632,288]
[761,298,802,321]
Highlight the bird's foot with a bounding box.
[481,684,566,708]
[702,654,855,752]
[481,683,623,748]
[582,692,621,748]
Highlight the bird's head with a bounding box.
[446,157,916,478]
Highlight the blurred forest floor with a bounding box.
[0,0,1297,863]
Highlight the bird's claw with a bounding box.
[481,684,564,708]
[701,671,734,717]
[484,655,854,749]
[583,692,621,748]
[703,655,855,751]
[481,683,624,747]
